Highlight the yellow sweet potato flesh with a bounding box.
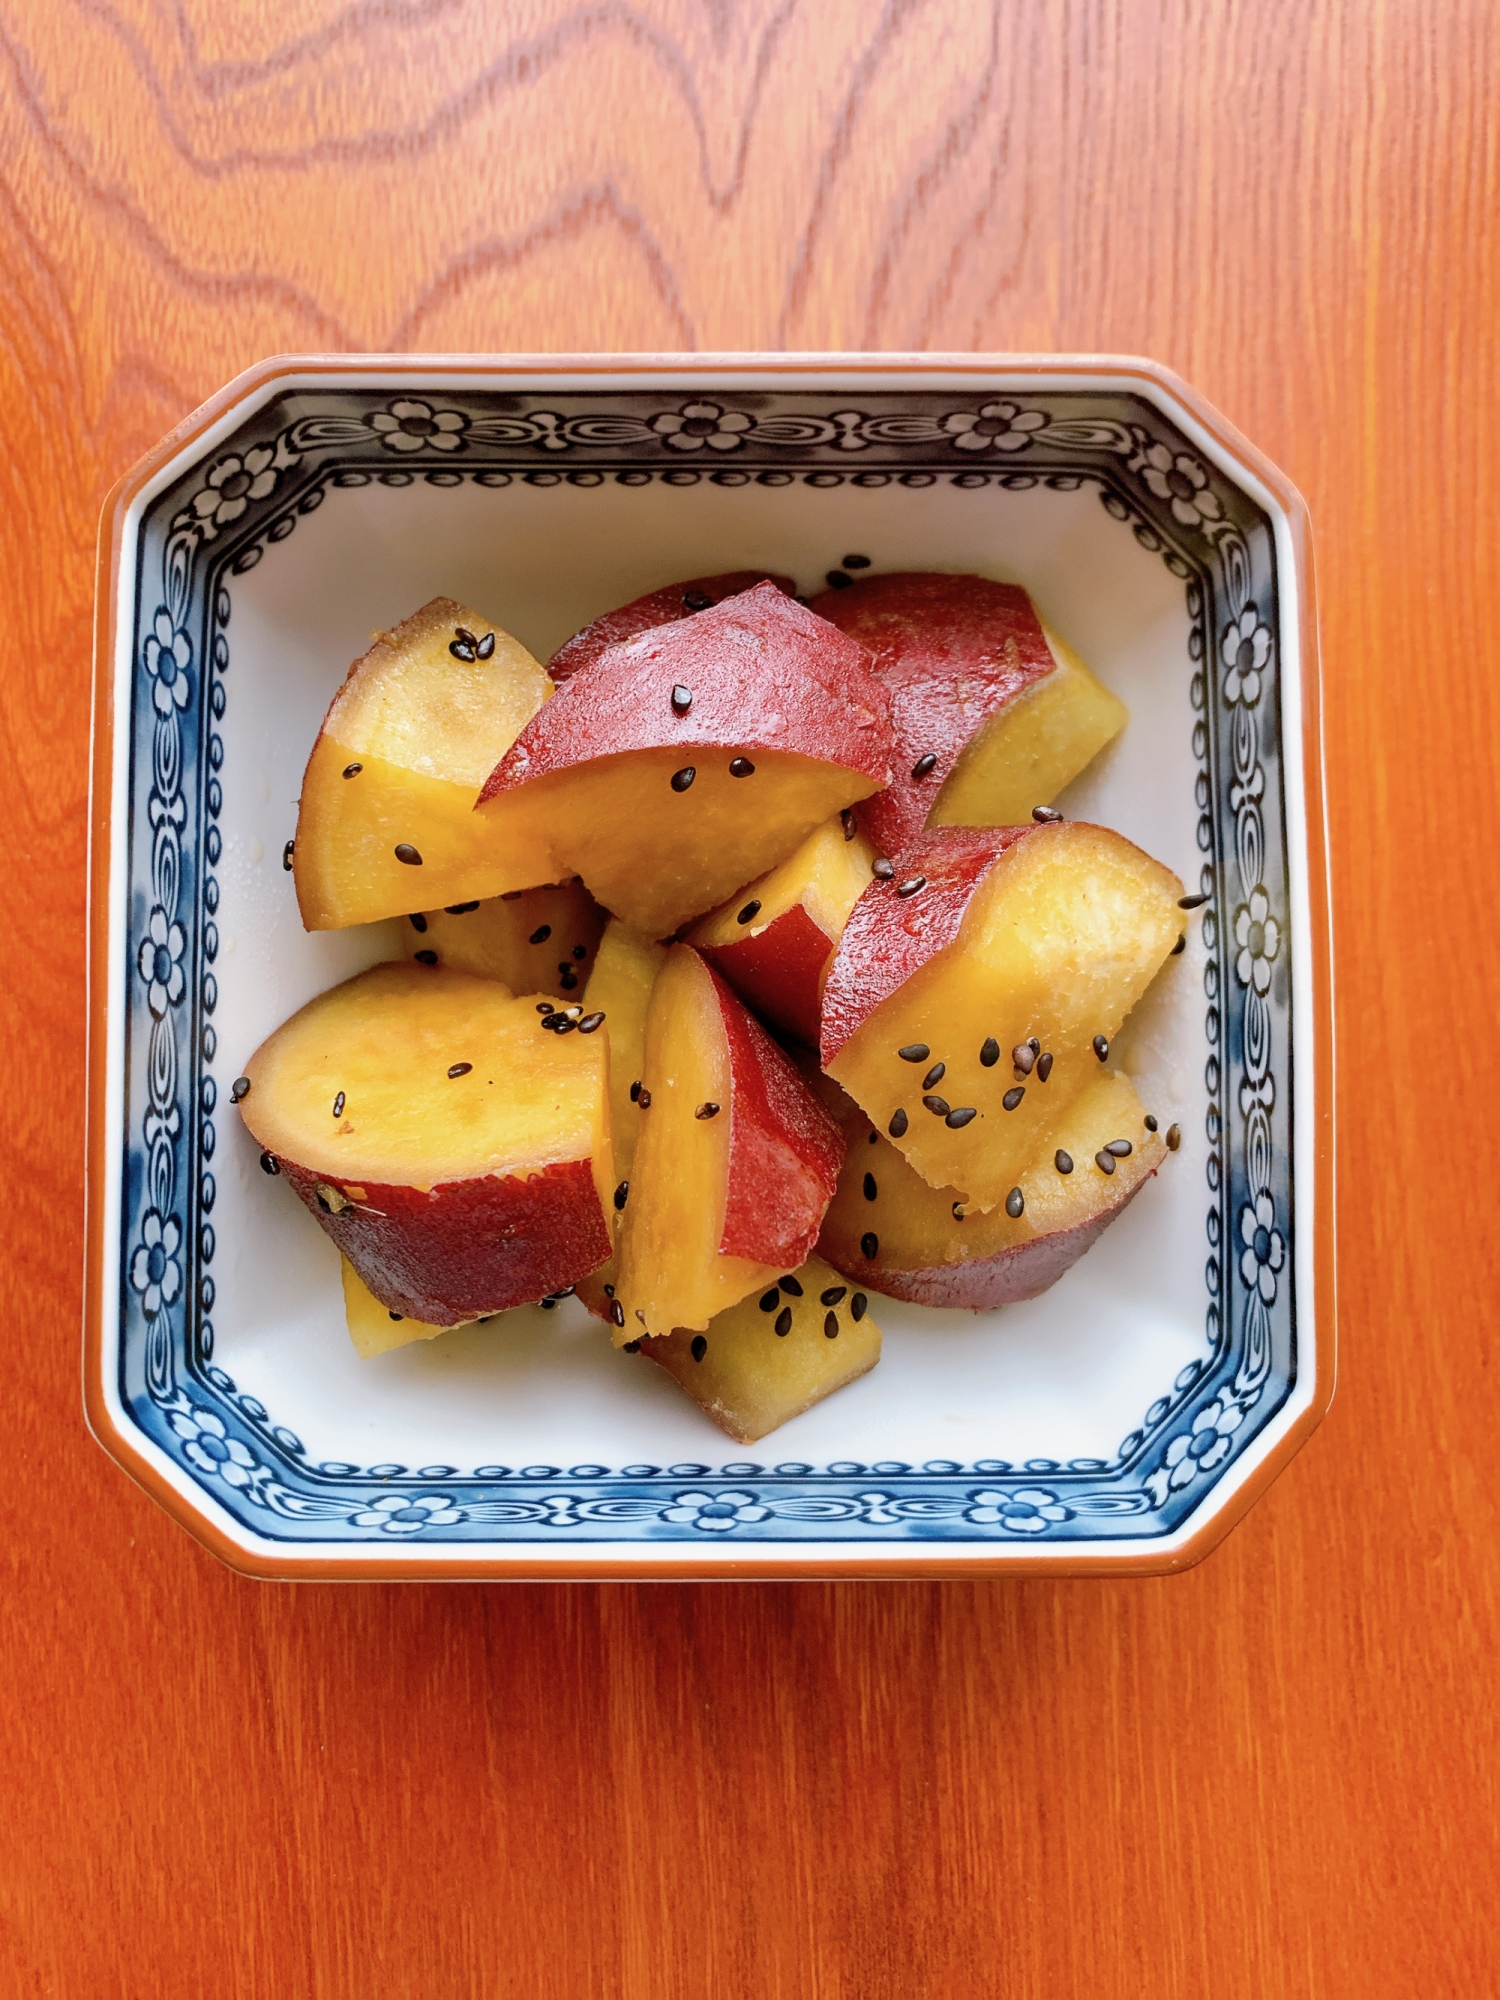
[688,814,879,948]
[826,824,1181,1210]
[640,1254,881,1442]
[480,749,881,939]
[822,1072,1166,1275]
[295,600,558,928]
[612,947,774,1339]
[403,882,607,996]
[241,960,610,1197]
[342,1255,462,1357]
[929,627,1127,829]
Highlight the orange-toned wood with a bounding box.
[3,0,1496,1991]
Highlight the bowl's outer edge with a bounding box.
[83,352,1335,1582]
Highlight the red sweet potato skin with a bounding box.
[548,572,795,683]
[809,573,1056,855]
[277,1157,610,1324]
[818,1174,1155,1311]
[818,823,1042,1066]
[480,583,892,801]
[698,902,833,1047]
[704,961,845,1269]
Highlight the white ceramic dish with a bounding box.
[86,355,1333,1577]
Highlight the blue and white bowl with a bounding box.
[86,355,1334,1577]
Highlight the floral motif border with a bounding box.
[116,384,1293,1543]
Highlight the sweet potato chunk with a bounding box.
[548,571,795,683]
[342,1255,456,1357]
[612,946,844,1339]
[402,881,607,998]
[477,583,893,936]
[821,822,1182,1212]
[820,1072,1168,1309]
[294,598,558,929]
[809,573,1125,854]
[637,1254,881,1442]
[686,813,880,1044]
[237,961,612,1323]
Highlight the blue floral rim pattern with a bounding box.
[116,382,1294,1544]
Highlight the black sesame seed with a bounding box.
[342,762,363,779]
[1106,1139,1133,1157]
[888,1107,909,1138]
[259,1151,279,1175]
[613,1181,629,1210]
[872,857,895,880]
[559,971,579,991]
[638,1088,652,1108]
[851,1292,868,1320]
[629,1079,641,1101]
[863,1172,878,1201]
[1002,1087,1025,1111]
[840,808,858,840]
[414,949,438,965]
[389,1311,404,1323]
[538,1001,555,1014]
[895,875,926,898]
[394,843,423,866]
[1144,1114,1159,1132]
[611,1300,626,1327]
[670,766,696,792]
[1166,1123,1182,1151]
[540,1297,557,1310]
[1171,932,1187,955]
[1095,1150,1117,1175]
[775,1307,793,1336]
[922,1062,946,1089]
[820,1285,847,1306]
[449,639,476,662]
[282,840,295,871]
[1036,1051,1054,1082]
[604,1283,615,1297]
[332,1091,346,1117]
[691,1334,708,1363]
[1011,1043,1035,1075]
[695,1101,721,1120]
[1055,1150,1073,1174]
[868,1129,879,1144]
[408,911,429,932]
[1178,892,1209,909]
[683,589,713,611]
[1093,1035,1110,1061]
[737,899,762,925]
[824,1311,840,1339]
[554,1016,576,1033]
[503,891,524,901]
[572,944,588,959]
[231,1076,250,1102]
[671,684,693,713]
[923,1094,950,1116]
[946,1106,977,1128]
[1031,805,1064,823]
[623,1338,641,1352]
[454,626,478,647]
[577,1012,605,1034]
[861,1231,878,1258]
[448,1062,473,1079]
[729,757,756,777]
[446,902,480,916]
[979,1038,1000,1068]
[1005,1186,1025,1219]
[476,633,496,660]
[911,752,938,779]
[530,924,552,944]
[760,1290,780,1312]
[826,569,853,589]
[778,1275,804,1297]
[898,1044,930,1063]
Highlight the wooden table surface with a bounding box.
[4,2,1496,1992]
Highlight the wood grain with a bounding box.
[2,0,1497,1991]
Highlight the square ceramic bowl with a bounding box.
[86,355,1333,1578]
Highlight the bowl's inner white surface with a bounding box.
[210,477,1209,1471]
